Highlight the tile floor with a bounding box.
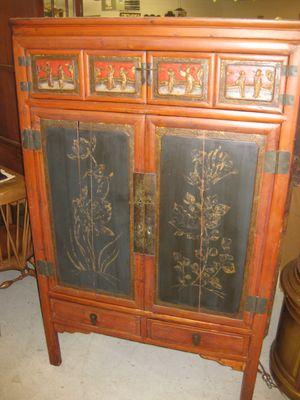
[0,270,287,400]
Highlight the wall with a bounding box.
[210,0,300,19]
[80,0,300,19]
[0,0,44,173]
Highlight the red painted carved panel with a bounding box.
[148,52,214,108]
[216,54,288,113]
[28,50,84,99]
[85,51,146,103]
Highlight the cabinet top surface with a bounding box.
[10,16,300,30]
[11,17,300,42]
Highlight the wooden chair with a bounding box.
[0,167,34,289]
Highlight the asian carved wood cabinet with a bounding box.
[12,18,300,400]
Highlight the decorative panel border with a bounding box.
[41,119,135,299]
[154,127,265,316]
[148,52,214,108]
[216,54,288,113]
[27,50,84,99]
[85,50,147,103]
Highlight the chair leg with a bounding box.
[0,265,35,289]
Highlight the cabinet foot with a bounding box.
[37,277,62,366]
[240,356,260,400]
[46,329,62,366]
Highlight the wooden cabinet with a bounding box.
[11,18,300,400]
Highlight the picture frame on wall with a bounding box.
[102,0,116,11]
[120,12,141,17]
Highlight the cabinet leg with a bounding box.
[240,316,266,400]
[44,324,62,366]
[240,357,260,400]
[37,277,62,366]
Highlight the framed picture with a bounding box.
[124,0,140,11]
[120,12,141,17]
[102,0,116,11]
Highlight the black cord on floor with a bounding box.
[258,361,289,399]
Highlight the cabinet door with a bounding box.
[34,110,144,309]
[145,115,280,327]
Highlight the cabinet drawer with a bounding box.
[147,320,248,357]
[148,51,214,108]
[27,50,84,99]
[85,50,146,103]
[216,53,288,113]
[51,300,141,338]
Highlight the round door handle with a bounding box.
[90,313,97,325]
[192,333,201,346]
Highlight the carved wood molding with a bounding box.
[200,353,246,372]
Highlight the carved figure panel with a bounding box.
[152,57,210,102]
[32,55,79,94]
[219,58,284,109]
[156,128,261,315]
[89,55,143,98]
[42,119,134,297]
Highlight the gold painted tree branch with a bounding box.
[66,134,120,287]
[169,145,238,299]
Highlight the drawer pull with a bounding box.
[192,333,201,346]
[90,313,98,325]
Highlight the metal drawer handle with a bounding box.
[90,313,97,325]
[192,333,201,346]
[135,65,157,72]
[135,64,157,86]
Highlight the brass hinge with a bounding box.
[36,260,54,277]
[279,94,295,106]
[134,172,156,255]
[21,129,41,150]
[264,150,291,174]
[20,81,32,92]
[245,296,267,314]
[18,56,31,67]
[281,65,298,77]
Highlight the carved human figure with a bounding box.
[45,62,53,88]
[36,64,41,85]
[180,66,195,94]
[57,64,64,89]
[196,65,204,87]
[106,64,115,90]
[235,70,246,98]
[67,63,74,82]
[119,67,127,91]
[253,69,263,98]
[95,66,102,83]
[265,69,275,91]
[167,68,175,93]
